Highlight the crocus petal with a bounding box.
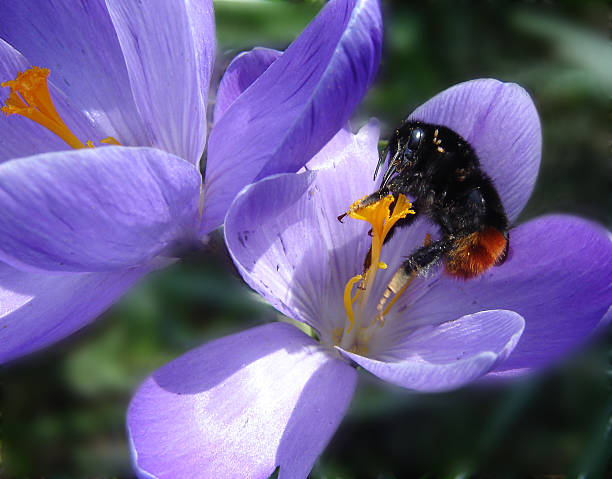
[410,79,541,222]
[202,0,383,233]
[106,0,215,165]
[0,0,149,147]
[128,322,357,479]
[302,119,379,171]
[213,47,282,124]
[398,215,612,375]
[225,122,381,340]
[341,310,524,392]
[0,147,201,273]
[0,261,149,364]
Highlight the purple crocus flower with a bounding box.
[127,78,612,479]
[0,0,382,363]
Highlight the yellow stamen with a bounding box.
[339,194,414,350]
[101,136,121,146]
[2,67,86,149]
[343,274,363,334]
[1,67,122,150]
[347,194,414,241]
[348,194,413,300]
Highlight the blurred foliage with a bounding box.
[1,0,611,478]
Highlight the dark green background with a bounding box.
[2,1,611,478]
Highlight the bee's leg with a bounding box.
[376,237,455,316]
[401,237,455,277]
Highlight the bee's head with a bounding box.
[375,124,425,188]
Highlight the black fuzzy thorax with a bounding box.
[383,121,508,239]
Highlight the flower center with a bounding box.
[1,67,120,149]
[337,193,414,354]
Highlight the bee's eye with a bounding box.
[400,127,424,165]
[408,128,424,150]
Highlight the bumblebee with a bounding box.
[347,120,509,279]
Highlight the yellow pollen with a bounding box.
[349,340,369,355]
[332,327,344,345]
[1,67,122,150]
[339,194,414,351]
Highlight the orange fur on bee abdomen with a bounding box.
[445,227,507,279]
